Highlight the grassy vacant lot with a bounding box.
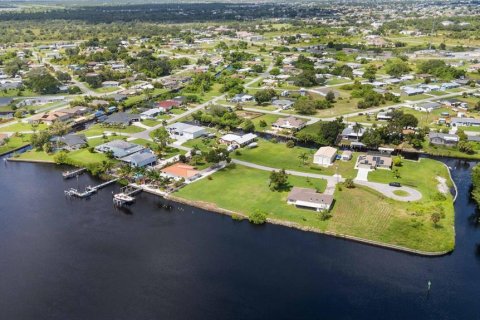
[0,122,48,133]
[80,124,145,137]
[329,184,454,252]
[0,134,31,155]
[175,164,330,231]
[421,141,480,160]
[232,139,358,178]
[249,113,283,132]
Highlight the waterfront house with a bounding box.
[287,187,334,211]
[341,126,366,141]
[428,132,459,146]
[313,147,337,167]
[272,116,306,131]
[357,153,392,170]
[51,134,87,151]
[95,140,145,159]
[104,112,141,126]
[120,150,157,167]
[219,133,257,147]
[161,163,200,180]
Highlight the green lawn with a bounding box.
[80,124,145,137]
[0,122,48,133]
[141,119,160,127]
[175,164,330,230]
[16,147,111,166]
[231,139,359,179]
[0,134,31,155]
[249,114,283,132]
[329,183,454,252]
[458,126,480,132]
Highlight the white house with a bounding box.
[313,146,337,167]
[167,122,206,140]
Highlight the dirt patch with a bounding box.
[436,176,449,194]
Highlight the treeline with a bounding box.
[471,164,480,208]
[0,3,336,24]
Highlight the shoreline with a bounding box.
[7,156,457,257]
[0,144,31,157]
[162,193,453,257]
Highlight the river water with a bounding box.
[0,158,479,319]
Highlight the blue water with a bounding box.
[0,158,479,319]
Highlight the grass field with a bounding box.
[0,122,48,133]
[231,139,359,179]
[175,164,330,231]
[80,124,145,137]
[0,134,31,155]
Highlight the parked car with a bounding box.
[389,182,401,187]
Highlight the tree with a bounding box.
[325,91,336,103]
[385,58,411,77]
[26,69,60,94]
[293,96,316,115]
[431,212,441,227]
[151,127,171,148]
[55,71,71,83]
[269,169,289,191]
[242,119,255,133]
[363,65,377,82]
[344,178,355,188]
[352,122,363,141]
[298,152,308,165]
[269,67,281,76]
[254,89,276,105]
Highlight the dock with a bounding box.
[62,168,86,179]
[113,185,142,207]
[64,178,118,198]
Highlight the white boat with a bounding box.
[113,193,135,205]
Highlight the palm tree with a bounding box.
[117,164,132,179]
[353,122,363,141]
[298,152,308,165]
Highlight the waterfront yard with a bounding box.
[175,164,330,230]
[0,122,48,133]
[0,134,31,155]
[231,139,359,179]
[80,124,145,137]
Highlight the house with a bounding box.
[140,108,163,120]
[340,150,352,161]
[415,102,441,112]
[442,98,464,108]
[377,112,392,121]
[161,163,200,180]
[219,133,257,147]
[27,111,73,125]
[287,187,334,211]
[272,99,294,110]
[402,87,424,96]
[341,126,366,141]
[451,117,480,127]
[121,150,157,167]
[157,100,181,112]
[357,153,392,170]
[272,116,306,131]
[428,132,459,146]
[313,146,337,167]
[94,140,145,158]
[51,134,87,151]
[104,112,141,126]
[102,81,120,87]
[230,93,254,103]
[167,122,206,140]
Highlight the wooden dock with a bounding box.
[62,168,86,179]
[64,178,118,199]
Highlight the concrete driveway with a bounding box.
[354,180,422,202]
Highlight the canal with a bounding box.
[0,158,479,319]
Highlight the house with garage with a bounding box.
[356,152,392,170]
[219,133,257,147]
[94,140,145,159]
[415,102,441,112]
[272,99,294,110]
[341,126,366,141]
[120,150,157,167]
[51,134,87,151]
[167,122,206,140]
[313,146,337,167]
[451,117,480,127]
[230,93,254,103]
[287,187,334,211]
[156,99,181,113]
[272,116,306,131]
[104,112,141,126]
[428,132,459,146]
[161,163,200,181]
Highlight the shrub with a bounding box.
[248,210,267,224]
[344,178,355,188]
[286,140,295,148]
